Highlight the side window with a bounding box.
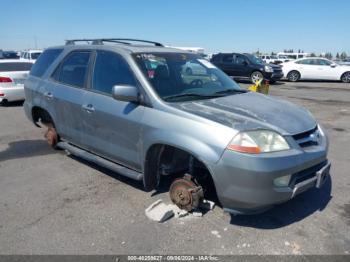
[296,59,312,65]
[222,54,233,63]
[30,49,63,77]
[92,51,137,95]
[309,59,318,65]
[211,55,220,62]
[234,55,246,65]
[317,59,332,66]
[58,52,91,88]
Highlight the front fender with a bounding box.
[142,130,225,169]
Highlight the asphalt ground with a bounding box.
[0,80,349,255]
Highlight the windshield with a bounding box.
[245,54,264,65]
[133,52,245,102]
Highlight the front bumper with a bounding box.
[264,71,284,81]
[208,135,329,214]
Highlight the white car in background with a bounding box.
[260,55,290,65]
[20,49,43,63]
[0,60,33,105]
[281,57,350,83]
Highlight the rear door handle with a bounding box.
[82,104,95,113]
[44,92,53,100]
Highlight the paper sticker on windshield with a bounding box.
[197,59,217,69]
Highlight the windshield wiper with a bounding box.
[163,93,221,101]
[214,89,248,95]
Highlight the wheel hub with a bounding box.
[44,124,58,147]
[169,175,204,211]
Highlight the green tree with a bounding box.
[310,53,316,57]
[325,52,333,60]
[340,52,348,60]
[336,53,340,59]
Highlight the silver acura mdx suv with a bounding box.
[24,39,330,214]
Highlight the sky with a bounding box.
[0,0,349,55]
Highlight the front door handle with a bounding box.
[82,104,95,113]
[44,92,53,100]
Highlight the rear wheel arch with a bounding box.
[340,71,350,83]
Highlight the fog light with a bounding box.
[273,174,291,187]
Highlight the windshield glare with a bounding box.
[246,54,264,65]
[133,53,244,102]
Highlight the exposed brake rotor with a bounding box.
[169,175,204,211]
[44,124,58,147]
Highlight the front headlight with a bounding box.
[264,65,274,72]
[227,130,290,154]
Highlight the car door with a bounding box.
[316,59,340,80]
[218,54,235,76]
[81,50,145,171]
[233,54,250,77]
[294,59,317,79]
[46,51,92,147]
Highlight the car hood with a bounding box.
[170,92,317,135]
[268,63,281,69]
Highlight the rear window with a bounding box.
[30,49,63,77]
[31,52,42,60]
[57,51,91,88]
[0,62,33,72]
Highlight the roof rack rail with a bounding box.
[65,38,164,47]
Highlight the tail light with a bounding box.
[0,76,13,83]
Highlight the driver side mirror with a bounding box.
[330,63,337,68]
[242,61,248,66]
[112,85,139,103]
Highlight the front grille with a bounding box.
[292,126,321,148]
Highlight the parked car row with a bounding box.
[260,54,290,64]
[1,43,350,106]
[0,49,42,62]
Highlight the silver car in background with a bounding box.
[0,60,33,105]
[23,39,330,214]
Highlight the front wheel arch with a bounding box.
[250,71,264,83]
[31,106,59,148]
[143,144,218,198]
[287,70,301,82]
